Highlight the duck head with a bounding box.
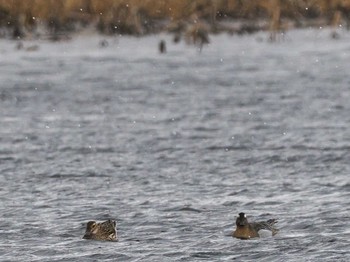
[83,221,98,239]
[236,212,248,227]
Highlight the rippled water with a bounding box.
[1,28,350,261]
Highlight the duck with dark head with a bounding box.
[233,212,278,240]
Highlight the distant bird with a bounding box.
[167,21,186,43]
[99,39,109,48]
[15,42,39,52]
[83,220,117,241]
[16,42,24,50]
[232,212,278,239]
[330,10,342,40]
[185,23,210,52]
[25,45,39,52]
[13,26,22,39]
[331,31,340,39]
[173,34,181,43]
[158,40,166,54]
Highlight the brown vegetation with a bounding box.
[0,0,349,40]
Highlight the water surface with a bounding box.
[0,29,349,261]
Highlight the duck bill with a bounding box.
[83,232,92,239]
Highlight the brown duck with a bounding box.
[232,212,278,239]
[83,219,117,241]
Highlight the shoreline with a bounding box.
[1,17,345,45]
[0,0,349,42]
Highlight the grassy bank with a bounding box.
[0,0,349,39]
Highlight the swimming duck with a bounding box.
[83,219,117,241]
[232,212,278,239]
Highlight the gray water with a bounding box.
[0,29,349,261]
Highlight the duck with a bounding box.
[83,219,117,241]
[232,212,278,239]
[184,22,210,52]
[158,40,166,54]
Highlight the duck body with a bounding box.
[233,212,278,240]
[83,219,117,241]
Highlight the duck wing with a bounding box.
[99,220,117,240]
[251,219,278,235]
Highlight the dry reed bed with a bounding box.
[0,0,349,38]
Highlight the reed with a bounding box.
[0,0,349,37]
